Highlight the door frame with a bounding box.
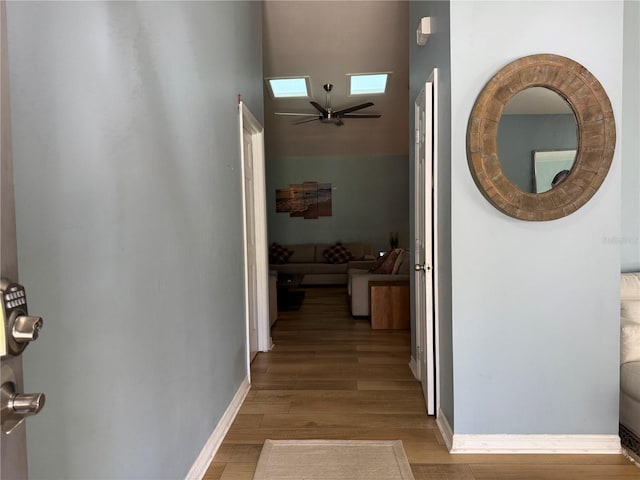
[413,68,440,416]
[1,0,29,476]
[430,68,441,416]
[238,101,271,379]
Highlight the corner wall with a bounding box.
[449,1,623,435]
[7,2,263,478]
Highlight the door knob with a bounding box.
[10,392,45,415]
[5,311,43,356]
[12,315,43,344]
[1,381,46,434]
[414,264,432,272]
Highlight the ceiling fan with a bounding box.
[274,83,381,126]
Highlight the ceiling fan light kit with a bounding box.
[273,82,382,127]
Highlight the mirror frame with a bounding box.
[467,53,615,221]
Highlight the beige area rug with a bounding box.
[252,439,415,480]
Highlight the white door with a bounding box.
[238,101,270,373]
[413,70,438,416]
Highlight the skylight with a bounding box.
[348,73,389,95]
[266,77,310,98]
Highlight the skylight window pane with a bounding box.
[268,78,309,98]
[349,74,388,95]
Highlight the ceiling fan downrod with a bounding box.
[323,83,333,115]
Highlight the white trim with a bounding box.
[449,434,621,455]
[436,410,622,455]
[185,377,251,480]
[239,108,253,376]
[435,407,621,455]
[436,407,454,452]
[239,101,270,370]
[408,357,419,380]
[429,68,440,417]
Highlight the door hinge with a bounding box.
[415,129,420,145]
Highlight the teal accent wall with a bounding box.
[8,2,263,478]
[450,1,623,435]
[266,155,409,254]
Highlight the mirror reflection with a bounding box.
[497,87,578,193]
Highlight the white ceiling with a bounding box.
[262,1,409,158]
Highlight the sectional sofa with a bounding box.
[348,248,411,316]
[620,271,640,460]
[268,242,377,286]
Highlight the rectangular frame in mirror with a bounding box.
[533,149,577,193]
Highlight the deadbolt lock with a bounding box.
[1,279,44,356]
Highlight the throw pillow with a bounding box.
[269,243,293,264]
[323,243,352,264]
[621,300,640,325]
[621,300,640,364]
[621,321,640,364]
[391,249,406,274]
[396,249,411,274]
[368,252,389,272]
[621,273,640,301]
[369,249,402,274]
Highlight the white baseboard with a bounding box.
[185,376,250,480]
[408,356,419,380]
[436,407,621,455]
[450,434,621,454]
[436,407,453,451]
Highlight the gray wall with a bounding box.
[7,2,263,478]
[498,114,577,192]
[266,155,409,253]
[450,1,623,434]
[622,0,640,272]
[409,1,453,425]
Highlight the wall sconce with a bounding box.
[416,17,431,46]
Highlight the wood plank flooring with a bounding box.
[204,287,640,480]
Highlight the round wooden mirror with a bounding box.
[467,54,616,221]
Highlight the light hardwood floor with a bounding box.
[205,287,640,480]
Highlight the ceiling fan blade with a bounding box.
[274,112,320,117]
[293,117,320,125]
[333,102,374,116]
[310,101,328,115]
[341,113,382,119]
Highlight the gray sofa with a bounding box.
[620,271,640,460]
[269,243,376,286]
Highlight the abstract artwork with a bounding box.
[276,181,332,219]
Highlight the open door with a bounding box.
[1,2,46,476]
[413,69,439,416]
[238,101,270,374]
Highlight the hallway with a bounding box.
[205,287,639,480]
